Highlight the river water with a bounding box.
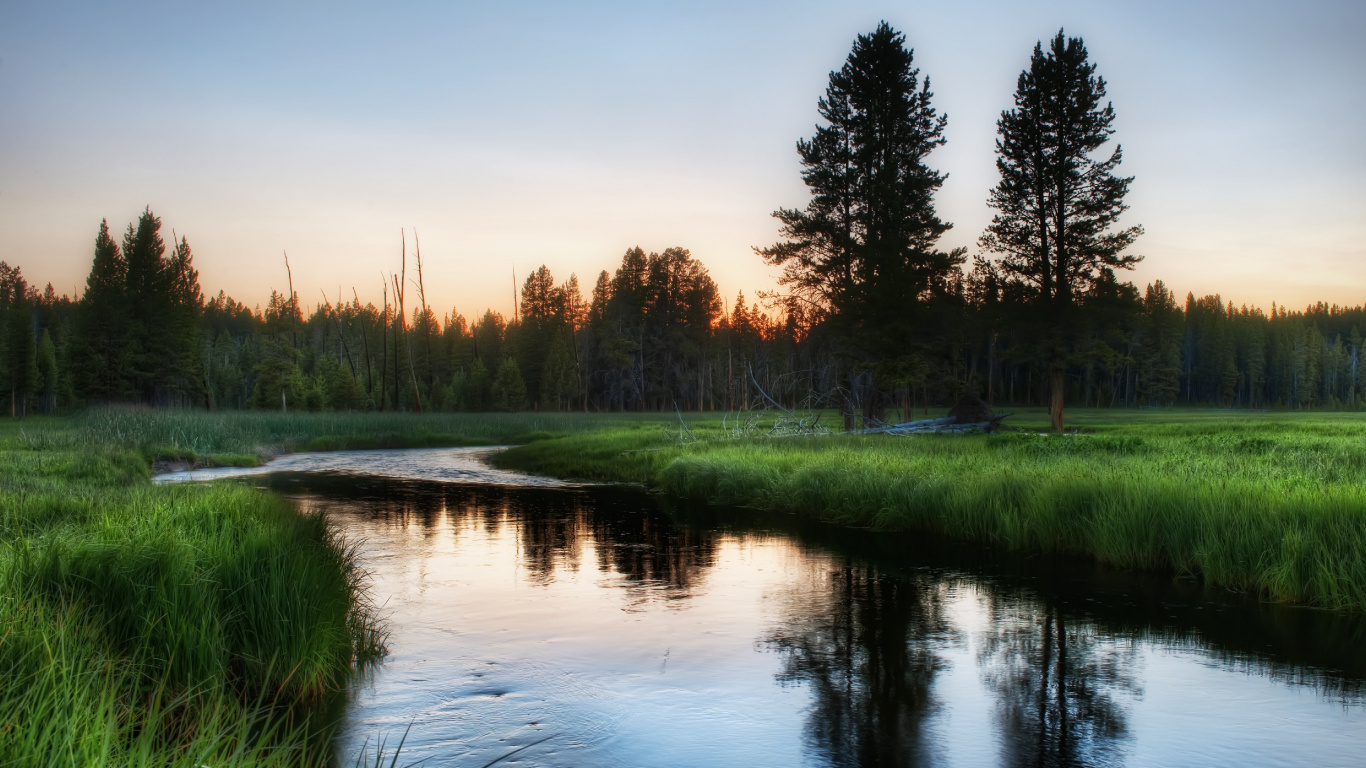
[162,447,1366,767]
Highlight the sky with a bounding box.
[1,0,1363,319]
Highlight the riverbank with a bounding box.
[0,409,690,765]
[9,407,1365,764]
[493,409,1366,612]
[0,417,390,766]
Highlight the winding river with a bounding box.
[160,447,1366,767]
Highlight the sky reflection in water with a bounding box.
[225,449,1365,768]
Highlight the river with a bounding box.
[160,447,1366,767]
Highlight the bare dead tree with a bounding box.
[413,230,434,394]
[321,289,357,377]
[379,273,389,412]
[396,230,422,412]
[353,287,374,398]
[283,250,298,347]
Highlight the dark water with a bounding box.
[181,448,1366,767]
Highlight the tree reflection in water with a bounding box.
[765,558,1141,768]
[978,597,1141,768]
[765,564,952,768]
[264,473,1358,767]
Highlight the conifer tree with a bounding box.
[980,31,1142,431]
[73,220,128,402]
[1135,281,1182,405]
[37,329,58,414]
[491,357,527,411]
[759,22,960,418]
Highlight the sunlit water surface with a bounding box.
[167,448,1366,767]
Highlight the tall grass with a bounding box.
[495,408,1366,612]
[0,418,384,766]
[72,407,687,465]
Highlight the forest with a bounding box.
[3,28,1362,426]
[3,219,1362,421]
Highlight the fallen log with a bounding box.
[858,411,1012,435]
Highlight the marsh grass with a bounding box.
[0,407,692,766]
[73,408,686,467]
[10,405,1366,764]
[495,408,1366,612]
[0,415,386,766]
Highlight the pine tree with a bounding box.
[5,301,39,418]
[163,234,205,405]
[491,357,527,411]
[1135,281,1181,405]
[980,31,1142,431]
[73,220,128,402]
[121,208,167,402]
[759,22,959,386]
[37,329,58,414]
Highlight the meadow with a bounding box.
[0,417,389,767]
[6,406,1366,765]
[0,409,678,766]
[494,408,1366,613]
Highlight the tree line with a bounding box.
[4,25,1359,424]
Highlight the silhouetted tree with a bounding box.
[759,22,961,423]
[980,31,1142,431]
[72,221,128,401]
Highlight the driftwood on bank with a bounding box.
[857,414,1011,435]
[860,390,1013,434]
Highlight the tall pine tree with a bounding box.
[73,220,128,402]
[980,31,1142,431]
[759,22,960,420]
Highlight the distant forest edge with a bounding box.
[3,213,1360,420]
[3,26,1362,422]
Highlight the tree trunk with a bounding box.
[1049,364,1065,432]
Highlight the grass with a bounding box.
[70,408,686,467]
[494,407,1366,612]
[9,404,1366,764]
[0,416,384,767]
[0,407,686,766]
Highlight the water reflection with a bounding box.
[237,462,1366,768]
[978,600,1139,768]
[766,565,951,767]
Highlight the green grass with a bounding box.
[494,407,1366,612]
[0,416,384,767]
[10,404,1366,765]
[70,408,686,467]
[0,406,690,766]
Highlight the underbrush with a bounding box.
[496,409,1366,612]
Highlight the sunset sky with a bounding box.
[2,0,1362,319]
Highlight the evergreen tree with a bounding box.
[539,331,578,410]
[1135,281,1181,405]
[37,329,58,414]
[163,235,206,405]
[491,357,527,411]
[461,358,492,410]
[517,265,567,407]
[1,267,39,418]
[121,208,167,402]
[980,31,1142,431]
[759,23,958,383]
[73,220,128,402]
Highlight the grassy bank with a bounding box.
[1,407,692,765]
[0,417,387,767]
[71,408,685,467]
[10,406,1366,765]
[494,408,1366,612]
